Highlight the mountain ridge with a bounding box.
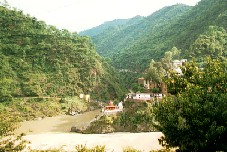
[80,0,227,72]
[80,4,191,70]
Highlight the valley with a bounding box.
[0,0,227,151]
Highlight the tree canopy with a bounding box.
[0,5,126,101]
[154,58,227,151]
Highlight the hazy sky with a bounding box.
[4,0,200,32]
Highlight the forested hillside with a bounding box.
[0,6,126,101]
[169,0,227,54]
[80,17,144,38]
[80,15,145,57]
[80,4,191,70]
[81,0,227,72]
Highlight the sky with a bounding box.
[4,0,200,32]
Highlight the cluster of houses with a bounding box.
[125,59,187,102]
[125,83,166,102]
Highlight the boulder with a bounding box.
[71,126,85,132]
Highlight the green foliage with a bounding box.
[92,59,127,101]
[81,4,190,72]
[61,96,88,113]
[84,101,156,133]
[82,0,227,87]
[80,4,192,89]
[131,83,144,93]
[174,0,227,52]
[189,26,227,60]
[154,58,227,151]
[145,47,181,84]
[84,115,115,134]
[3,97,62,121]
[0,112,27,151]
[114,101,156,132]
[80,16,145,57]
[0,6,125,100]
[151,88,160,93]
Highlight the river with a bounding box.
[15,110,164,152]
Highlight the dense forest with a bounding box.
[81,0,227,72]
[0,4,126,101]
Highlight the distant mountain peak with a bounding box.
[80,15,144,36]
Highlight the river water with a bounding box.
[15,110,164,152]
[15,110,101,134]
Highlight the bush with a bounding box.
[0,112,27,151]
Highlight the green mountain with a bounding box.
[80,4,191,70]
[169,0,227,53]
[0,6,126,101]
[80,0,227,72]
[80,15,145,57]
[80,17,144,37]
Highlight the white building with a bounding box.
[133,93,152,101]
[172,59,187,76]
[172,59,187,68]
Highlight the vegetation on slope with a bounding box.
[82,101,156,134]
[0,4,125,150]
[80,15,145,57]
[81,0,227,73]
[0,5,126,101]
[80,4,191,71]
[81,0,227,92]
[173,0,227,52]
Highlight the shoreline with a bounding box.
[15,110,165,151]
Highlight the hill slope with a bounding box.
[80,15,145,57]
[0,6,125,101]
[80,17,144,37]
[80,4,191,70]
[81,0,227,72]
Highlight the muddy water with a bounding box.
[15,110,165,151]
[15,110,101,135]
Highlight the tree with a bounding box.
[190,26,227,60]
[154,58,227,151]
[0,6,125,100]
[146,47,181,83]
[146,60,162,83]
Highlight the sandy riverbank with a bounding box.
[24,132,164,152]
